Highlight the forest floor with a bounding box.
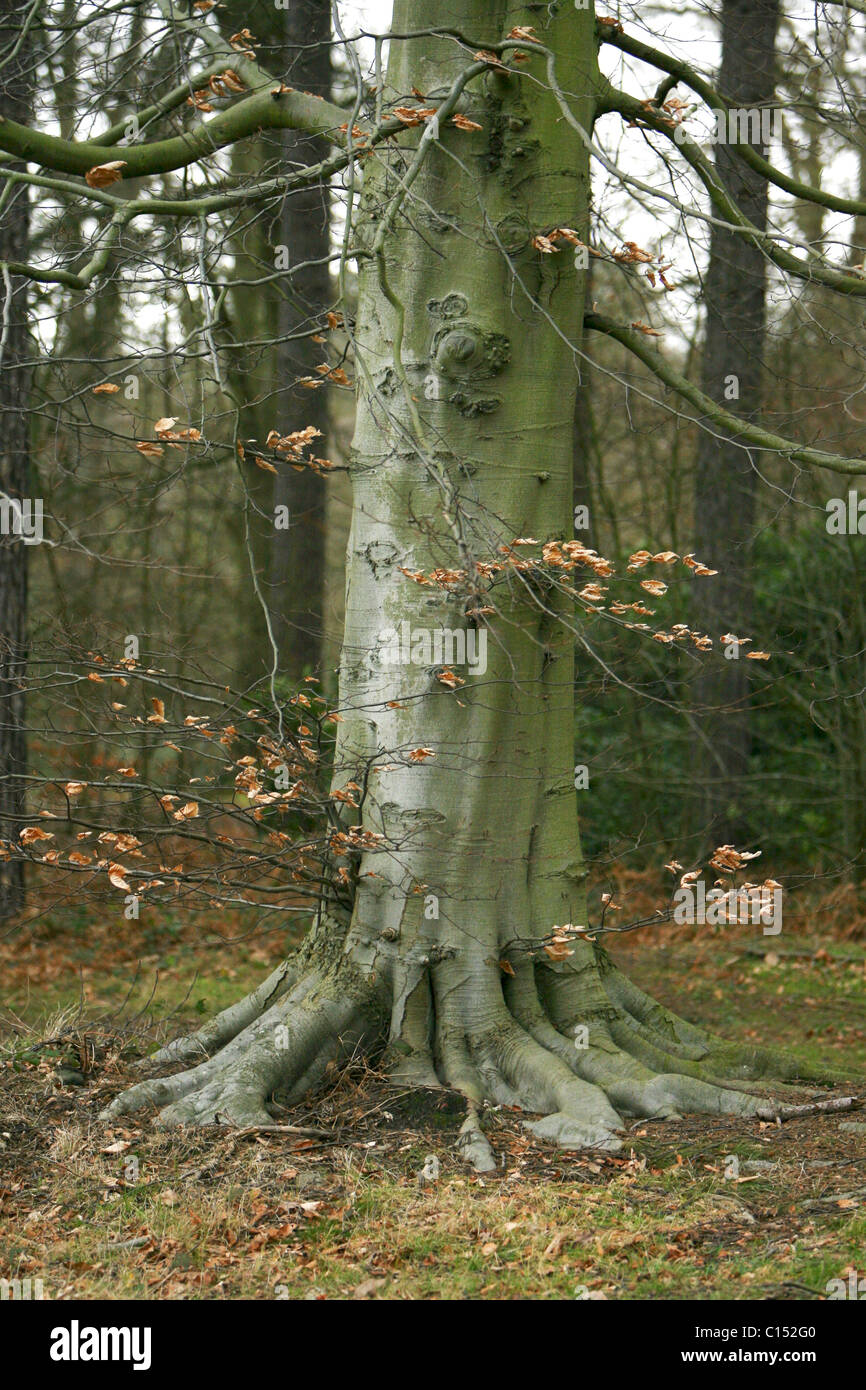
[2,895,866,1300]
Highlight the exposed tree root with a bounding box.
[104,967,379,1129]
[103,939,850,1171]
[456,1107,497,1172]
[139,959,297,1070]
[597,956,853,1086]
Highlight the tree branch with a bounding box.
[585,312,866,475]
[597,21,866,222]
[601,83,866,299]
[0,83,353,179]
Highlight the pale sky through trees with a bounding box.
[26,3,864,358]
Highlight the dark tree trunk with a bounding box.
[0,0,32,917]
[691,0,780,848]
[220,0,331,686]
[223,0,332,683]
[269,0,332,678]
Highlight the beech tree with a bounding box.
[3,0,865,1166]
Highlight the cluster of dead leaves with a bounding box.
[542,921,592,962]
[258,424,333,475]
[708,845,763,874]
[538,539,614,579]
[338,121,370,149]
[186,68,245,113]
[296,362,352,393]
[532,227,589,256]
[395,539,772,662]
[391,104,483,134]
[331,782,362,807]
[628,548,717,577]
[132,416,202,458]
[399,540,616,595]
[436,668,464,690]
[329,826,385,855]
[612,242,676,294]
[398,565,467,589]
[668,847,784,925]
[631,94,691,135]
[228,28,256,59]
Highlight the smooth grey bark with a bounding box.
[106,1,826,1158]
[691,0,780,847]
[0,0,32,917]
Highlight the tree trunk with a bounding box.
[219,0,332,683]
[0,0,31,918]
[850,112,866,269]
[691,0,780,847]
[572,262,596,551]
[220,0,331,685]
[107,1,820,1160]
[268,0,331,678]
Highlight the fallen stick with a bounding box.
[228,1122,341,1141]
[755,1095,860,1122]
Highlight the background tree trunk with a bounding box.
[0,0,32,917]
[691,0,780,848]
[269,0,331,678]
[221,0,332,685]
